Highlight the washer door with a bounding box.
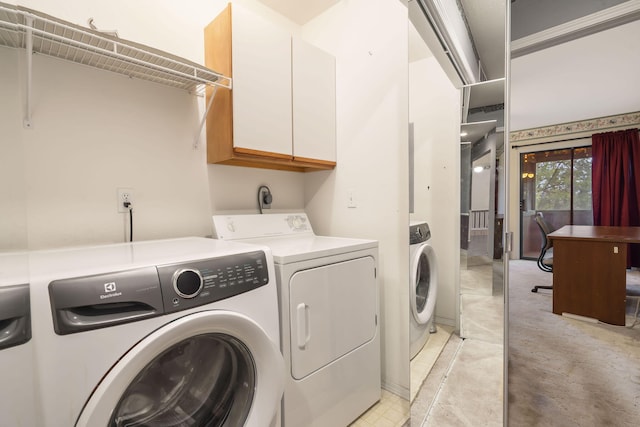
[76,310,284,427]
[410,243,438,324]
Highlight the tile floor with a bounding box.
[411,256,504,426]
[350,323,454,427]
[353,238,504,427]
[349,390,410,427]
[410,325,454,402]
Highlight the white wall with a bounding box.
[300,0,410,398]
[409,56,461,327]
[509,21,640,258]
[3,0,230,249]
[511,19,640,131]
[0,47,28,251]
[471,169,491,211]
[20,52,214,249]
[208,165,305,214]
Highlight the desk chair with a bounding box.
[626,285,640,328]
[532,212,555,293]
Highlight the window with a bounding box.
[520,147,592,259]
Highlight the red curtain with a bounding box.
[592,128,640,267]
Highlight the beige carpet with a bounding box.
[508,260,640,426]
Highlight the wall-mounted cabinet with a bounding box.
[205,4,336,172]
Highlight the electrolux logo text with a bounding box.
[101,281,122,299]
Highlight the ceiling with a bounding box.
[257,0,340,24]
[511,0,631,40]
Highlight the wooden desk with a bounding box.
[548,225,640,325]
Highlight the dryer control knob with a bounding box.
[172,269,204,299]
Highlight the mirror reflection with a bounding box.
[408,0,506,425]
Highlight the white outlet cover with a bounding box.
[117,188,134,213]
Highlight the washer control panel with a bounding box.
[157,250,269,313]
[410,222,431,245]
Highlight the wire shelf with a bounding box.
[0,3,231,93]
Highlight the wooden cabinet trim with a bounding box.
[292,156,336,169]
[205,5,234,165]
[234,147,293,161]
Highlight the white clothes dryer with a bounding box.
[0,252,36,427]
[213,213,381,427]
[28,237,284,427]
[410,221,438,360]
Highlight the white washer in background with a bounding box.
[213,213,381,427]
[29,237,284,427]
[0,252,36,427]
[410,220,438,360]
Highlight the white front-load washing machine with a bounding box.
[0,252,36,427]
[410,220,438,360]
[28,237,284,427]
[213,213,381,427]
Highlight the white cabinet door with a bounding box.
[292,38,336,162]
[232,4,292,155]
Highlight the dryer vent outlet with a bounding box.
[260,187,272,209]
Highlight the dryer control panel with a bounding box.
[157,250,269,313]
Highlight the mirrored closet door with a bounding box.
[407,0,507,425]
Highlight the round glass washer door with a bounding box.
[410,243,438,325]
[76,310,284,427]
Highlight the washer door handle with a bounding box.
[296,303,311,350]
[0,284,31,350]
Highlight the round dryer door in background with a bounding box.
[410,243,438,325]
[76,311,284,427]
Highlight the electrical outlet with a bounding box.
[117,188,134,213]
